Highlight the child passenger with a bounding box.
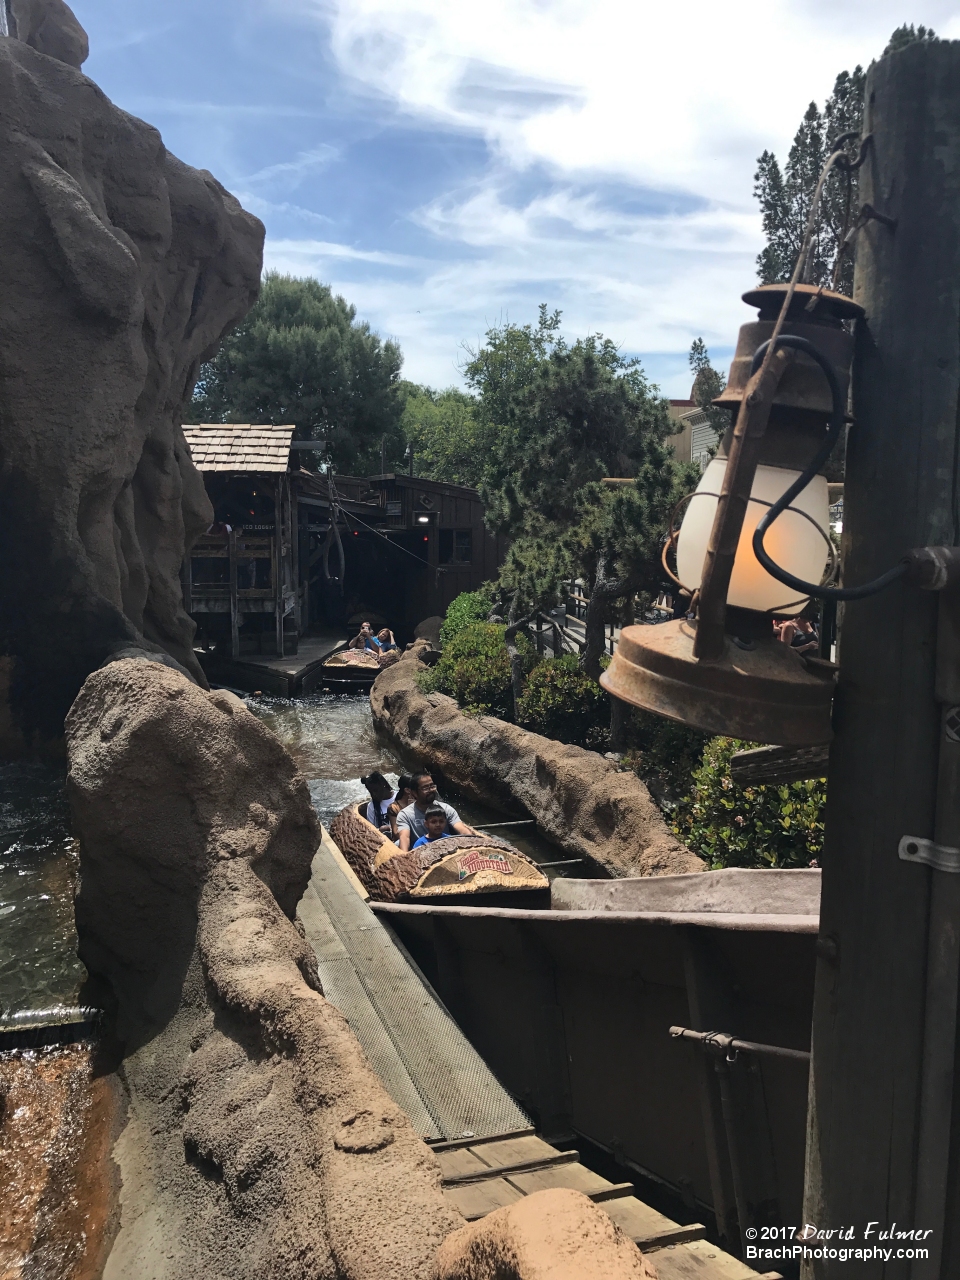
[412,804,452,849]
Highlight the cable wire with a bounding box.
[750,335,907,601]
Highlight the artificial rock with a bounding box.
[371,642,704,878]
[0,2,263,746]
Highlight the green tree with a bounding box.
[884,23,938,55]
[464,308,693,723]
[754,70,866,293]
[753,26,937,295]
[189,273,404,473]
[688,337,728,443]
[399,383,486,486]
[465,306,677,539]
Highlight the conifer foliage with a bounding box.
[753,25,938,293]
[753,69,866,293]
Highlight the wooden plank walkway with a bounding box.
[306,831,782,1279]
[299,832,531,1142]
[435,1136,783,1274]
[436,1129,781,1279]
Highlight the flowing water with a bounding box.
[249,691,580,875]
[0,763,87,1031]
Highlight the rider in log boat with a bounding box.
[359,771,397,836]
[412,804,452,849]
[396,772,476,851]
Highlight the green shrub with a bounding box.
[440,585,496,646]
[621,711,709,810]
[516,655,609,750]
[419,622,535,719]
[673,736,826,869]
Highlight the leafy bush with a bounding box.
[621,711,709,810]
[516,655,609,750]
[673,736,826,869]
[419,622,535,719]
[440,585,496,647]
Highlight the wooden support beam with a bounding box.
[228,528,239,660]
[802,42,960,1279]
[729,743,829,787]
[274,477,284,657]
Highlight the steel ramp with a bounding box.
[298,833,530,1142]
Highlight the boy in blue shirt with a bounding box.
[412,804,452,849]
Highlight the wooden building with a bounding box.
[338,471,509,632]
[181,425,506,657]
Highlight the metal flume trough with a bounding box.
[373,867,819,1256]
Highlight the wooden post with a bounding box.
[181,551,192,616]
[274,477,284,656]
[291,482,301,634]
[228,529,239,660]
[802,42,960,1278]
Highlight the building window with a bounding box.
[439,529,473,564]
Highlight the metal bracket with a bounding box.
[899,835,960,873]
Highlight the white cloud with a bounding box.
[266,0,960,391]
[243,144,339,187]
[263,176,758,392]
[312,0,958,201]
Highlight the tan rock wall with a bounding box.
[370,642,704,878]
[0,10,263,746]
[67,657,464,1280]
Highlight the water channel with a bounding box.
[249,690,574,876]
[0,690,578,1039]
[0,763,86,1032]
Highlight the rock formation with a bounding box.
[66,657,658,1279]
[65,658,464,1279]
[371,642,705,878]
[0,2,264,747]
[432,1189,659,1280]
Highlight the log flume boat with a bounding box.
[328,803,550,906]
[320,647,400,690]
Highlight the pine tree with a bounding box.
[688,338,728,444]
[753,26,938,294]
[754,73,864,293]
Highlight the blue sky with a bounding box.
[75,0,960,396]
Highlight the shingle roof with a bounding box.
[182,424,296,473]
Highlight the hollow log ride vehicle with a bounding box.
[328,804,549,906]
[320,647,383,690]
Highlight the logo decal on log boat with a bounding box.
[456,850,513,880]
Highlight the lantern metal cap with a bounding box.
[740,282,864,322]
[600,620,834,746]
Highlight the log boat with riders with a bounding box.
[328,802,550,907]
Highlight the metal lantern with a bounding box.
[600,284,864,746]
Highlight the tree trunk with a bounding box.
[608,694,629,753]
[504,597,536,722]
[581,565,612,681]
[582,551,631,680]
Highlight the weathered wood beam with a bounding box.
[803,41,960,1279]
[729,743,829,786]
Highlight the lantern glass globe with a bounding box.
[676,458,831,616]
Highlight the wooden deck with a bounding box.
[436,1129,781,1278]
[308,828,783,1279]
[196,631,346,696]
